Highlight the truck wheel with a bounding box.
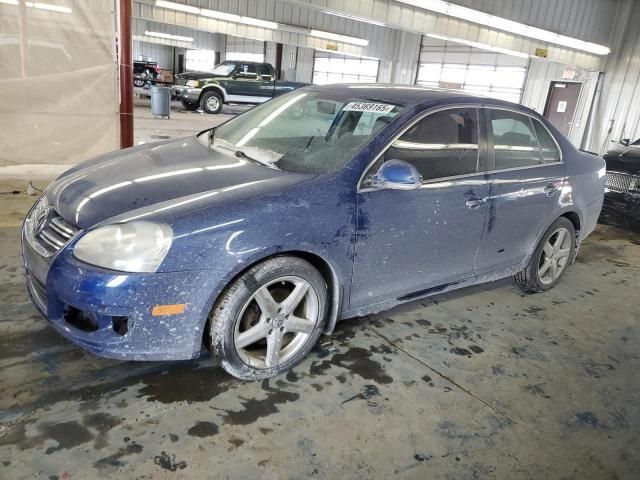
[201,91,223,114]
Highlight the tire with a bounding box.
[180,99,198,111]
[208,256,328,380]
[514,217,576,293]
[133,77,145,88]
[200,90,223,114]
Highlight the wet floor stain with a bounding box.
[153,451,187,472]
[574,411,600,428]
[94,441,143,469]
[187,421,219,438]
[221,380,299,426]
[341,384,380,405]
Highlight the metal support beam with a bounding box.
[119,0,134,149]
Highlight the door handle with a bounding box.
[544,183,559,196]
[465,195,484,209]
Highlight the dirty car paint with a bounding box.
[21,84,605,361]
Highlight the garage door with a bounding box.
[312,52,379,85]
[416,36,528,103]
[225,36,265,62]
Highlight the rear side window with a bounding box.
[532,119,561,163]
[383,107,480,181]
[259,64,272,77]
[490,110,541,169]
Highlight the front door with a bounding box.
[474,108,566,274]
[225,63,262,99]
[350,106,489,308]
[543,82,582,137]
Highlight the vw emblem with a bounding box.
[31,196,49,236]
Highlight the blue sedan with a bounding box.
[22,85,605,379]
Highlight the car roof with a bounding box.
[304,83,537,114]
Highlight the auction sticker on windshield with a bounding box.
[343,102,396,114]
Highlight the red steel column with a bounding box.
[118,0,134,148]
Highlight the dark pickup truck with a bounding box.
[173,61,308,114]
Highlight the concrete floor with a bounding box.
[1,109,639,478]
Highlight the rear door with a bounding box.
[474,107,565,274]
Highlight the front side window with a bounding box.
[380,108,480,181]
[200,92,406,174]
[490,110,543,169]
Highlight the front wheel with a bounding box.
[200,90,223,114]
[514,217,576,293]
[208,257,328,380]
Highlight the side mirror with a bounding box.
[620,138,631,146]
[366,159,422,191]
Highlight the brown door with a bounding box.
[543,81,582,137]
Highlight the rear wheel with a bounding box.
[208,257,327,380]
[515,217,575,293]
[201,90,223,114]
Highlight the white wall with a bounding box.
[521,58,600,147]
[587,0,640,153]
[133,41,174,70]
[295,46,314,84]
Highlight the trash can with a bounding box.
[151,86,171,119]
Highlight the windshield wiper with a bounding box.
[208,128,215,150]
[234,149,277,169]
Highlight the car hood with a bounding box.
[604,147,640,174]
[48,136,313,229]
[176,71,227,81]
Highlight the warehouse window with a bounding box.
[312,52,379,85]
[416,36,528,103]
[185,49,217,72]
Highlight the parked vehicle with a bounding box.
[601,138,640,228]
[22,85,605,380]
[133,60,159,88]
[172,61,308,113]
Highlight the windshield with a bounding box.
[210,62,236,76]
[198,90,406,173]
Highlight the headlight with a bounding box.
[186,80,200,88]
[73,222,173,273]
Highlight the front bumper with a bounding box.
[172,86,202,104]
[23,227,224,361]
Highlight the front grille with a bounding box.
[606,171,640,194]
[28,209,80,257]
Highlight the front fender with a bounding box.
[201,81,227,101]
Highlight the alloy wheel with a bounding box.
[234,276,320,369]
[538,227,572,285]
[206,96,220,111]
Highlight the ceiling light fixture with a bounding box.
[322,9,386,27]
[310,29,368,47]
[426,33,530,59]
[398,0,610,55]
[0,0,72,14]
[156,1,278,30]
[144,31,193,42]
